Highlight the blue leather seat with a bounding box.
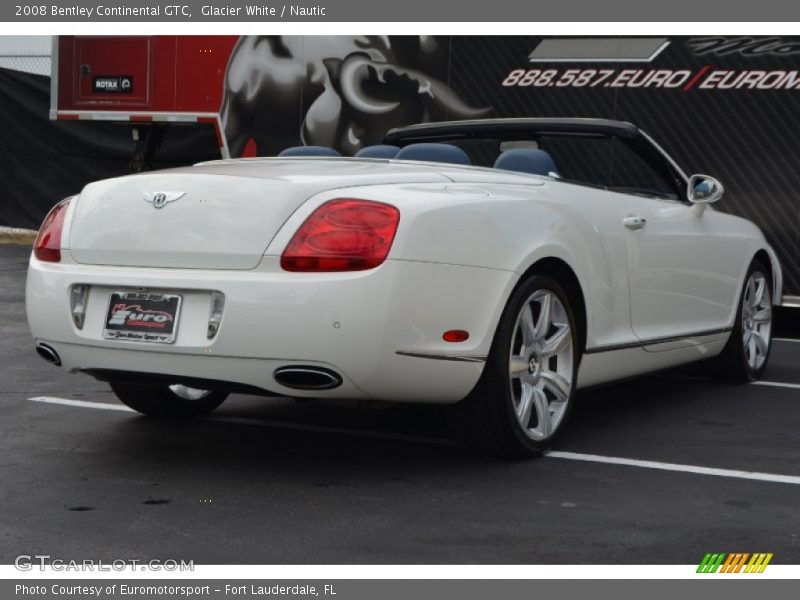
[355,145,401,159]
[494,148,559,177]
[395,143,471,166]
[278,146,341,157]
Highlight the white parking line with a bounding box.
[545,451,800,486]
[752,380,800,390]
[30,396,133,412]
[28,395,800,486]
[774,338,800,343]
[654,374,800,390]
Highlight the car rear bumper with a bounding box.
[26,254,517,403]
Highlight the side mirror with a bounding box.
[688,174,724,204]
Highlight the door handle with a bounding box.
[623,216,647,230]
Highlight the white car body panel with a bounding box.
[27,155,782,403]
[27,255,513,402]
[67,161,450,270]
[618,197,765,341]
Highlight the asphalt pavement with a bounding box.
[1,243,798,564]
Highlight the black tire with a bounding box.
[110,383,228,418]
[453,274,580,458]
[703,258,773,383]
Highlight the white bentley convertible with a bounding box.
[26,118,782,456]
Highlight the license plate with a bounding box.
[103,291,182,344]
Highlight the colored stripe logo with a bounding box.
[697,553,773,573]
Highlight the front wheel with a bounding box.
[110,382,228,417]
[704,259,773,382]
[455,274,580,458]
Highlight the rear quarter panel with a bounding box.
[266,179,633,351]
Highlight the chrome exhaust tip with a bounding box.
[36,343,61,366]
[273,366,343,391]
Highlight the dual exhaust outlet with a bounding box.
[36,342,61,366]
[273,366,342,391]
[35,342,342,392]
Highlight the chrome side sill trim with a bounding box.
[585,327,732,355]
[396,351,487,363]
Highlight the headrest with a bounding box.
[278,146,341,157]
[355,145,401,159]
[395,143,470,166]
[494,148,559,177]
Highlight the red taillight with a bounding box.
[281,199,400,272]
[33,198,71,263]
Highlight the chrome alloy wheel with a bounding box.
[742,271,772,372]
[169,384,213,401]
[508,289,574,441]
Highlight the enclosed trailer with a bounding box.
[51,35,237,160]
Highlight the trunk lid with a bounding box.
[67,159,449,270]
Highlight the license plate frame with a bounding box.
[102,291,182,344]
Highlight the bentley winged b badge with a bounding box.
[143,191,187,209]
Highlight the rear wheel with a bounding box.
[110,382,228,417]
[456,274,580,458]
[704,259,773,382]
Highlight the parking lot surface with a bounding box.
[1,244,798,564]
